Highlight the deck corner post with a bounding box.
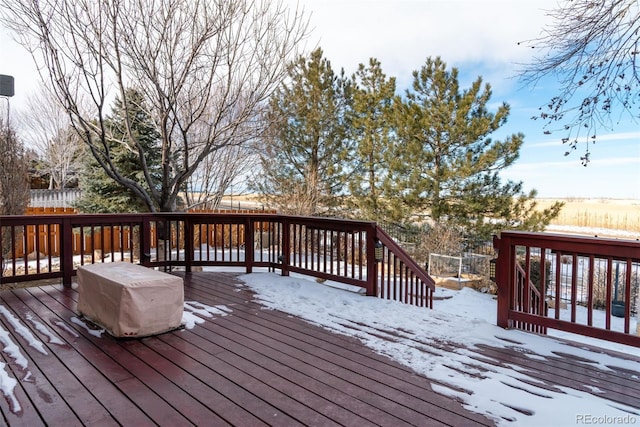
[636,292,640,337]
[494,234,513,329]
[184,216,193,273]
[281,217,290,277]
[365,225,378,297]
[140,216,152,267]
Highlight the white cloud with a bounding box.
[593,131,640,142]
[294,0,557,78]
[510,156,640,171]
[0,0,560,109]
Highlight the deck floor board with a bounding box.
[0,271,636,426]
[182,274,490,426]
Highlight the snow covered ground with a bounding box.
[238,270,640,427]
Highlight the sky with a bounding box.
[1,0,639,199]
[289,0,640,200]
[238,270,640,427]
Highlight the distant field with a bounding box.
[536,198,640,236]
[228,194,640,238]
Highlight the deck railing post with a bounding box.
[245,217,254,274]
[184,215,193,272]
[366,225,378,296]
[494,234,513,329]
[140,216,151,266]
[281,217,290,276]
[637,290,640,336]
[61,217,74,286]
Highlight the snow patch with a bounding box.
[182,302,231,329]
[24,314,65,346]
[0,306,48,355]
[71,317,104,337]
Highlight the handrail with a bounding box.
[375,226,436,308]
[375,226,435,288]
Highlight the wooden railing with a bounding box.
[0,213,435,310]
[375,227,435,308]
[494,231,640,347]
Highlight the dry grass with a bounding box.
[536,198,640,234]
[230,194,640,238]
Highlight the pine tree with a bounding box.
[75,89,162,213]
[253,48,352,216]
[390,57,562,240]
[347,58,396,221]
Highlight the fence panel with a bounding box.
[29,189,82,208]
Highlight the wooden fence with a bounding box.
[14,207,276,259]
[3,220,143,261]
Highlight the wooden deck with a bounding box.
[0,272,637,426]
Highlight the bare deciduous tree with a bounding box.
[261,165,321,216]
[19,85,83,189]
[518,0,640,164]
[0,119,29,215]
[180,94,262,210]
[0,117,29,274]
[1,0,309,211]
[184,143,258,210]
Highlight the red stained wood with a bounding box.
[0,271,635,426]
